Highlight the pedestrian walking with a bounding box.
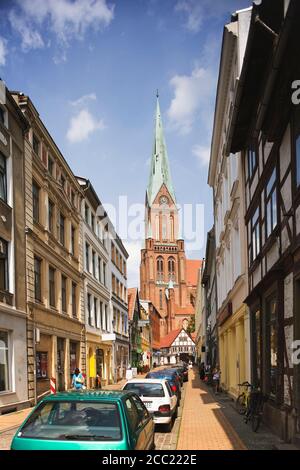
[72,368,85,390]
[199,362,205,381]
[212,365,221,394]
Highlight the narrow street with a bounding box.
[0,368,285,451]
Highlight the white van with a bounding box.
[123,378,178,431]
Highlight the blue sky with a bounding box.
[0,0,250,286]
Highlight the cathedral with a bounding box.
[140,96,201,339]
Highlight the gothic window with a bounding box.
[157,257,164,282]
[170,215,174,241]
[168,257,175,281]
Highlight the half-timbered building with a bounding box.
[227,0,300,443]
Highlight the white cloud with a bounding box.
[70,93,97,107]
[175,0,243,33]
[9,11,44,51]
[167,66,214,135]
[125,240,142,288]
[9,0,114,58]
[192,145,210,167]
[66,108,105,143]
[0,37,7,66]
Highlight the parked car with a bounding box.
[11,390,155,450]
[146,370,181,402]
[170,365,189,383]
[123,379,178,432]
[163,368,183,387]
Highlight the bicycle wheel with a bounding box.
[236,394,247,415]
[251,414,261,432]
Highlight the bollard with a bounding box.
[50,377,56,394]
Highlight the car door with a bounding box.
[124,397,146,450]
[165,381,177,413]
[131,395,154,450]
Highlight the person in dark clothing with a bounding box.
[199,362,205,380]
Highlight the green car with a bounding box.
[11,390,155,450]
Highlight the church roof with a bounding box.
[147,95,176,206]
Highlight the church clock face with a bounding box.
[159,196,168,205]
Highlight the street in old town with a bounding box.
[1,0,300,454]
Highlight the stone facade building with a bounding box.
[77,177,113,387]
[140,97,201,341]
[110,230,129,381]
[12,91,85,399]
[208,7,252,397]
[0,81,29,413]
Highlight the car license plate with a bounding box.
[144,401,152,409]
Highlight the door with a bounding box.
[124,397,146,449]
[57,338,65,391]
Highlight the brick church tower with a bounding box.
[140,95,201,337]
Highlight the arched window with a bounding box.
[157,257,164,282]
[170,215,174,241]
[168,257,175,281]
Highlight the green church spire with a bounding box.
[147,93,176,206]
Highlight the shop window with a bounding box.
[265,167,277,238]
[70,342,77,376]
[267,295,278,398]
[0,153,7,203]
[0,330,9,391]
[36,352,48,379]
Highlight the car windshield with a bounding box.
[124,383,164,397]
[18,400,122,441]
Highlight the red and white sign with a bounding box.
[50,377,56,394]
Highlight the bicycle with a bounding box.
[236,382,253,415]
[244,389,268,432]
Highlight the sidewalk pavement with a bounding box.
[177,368,247,450]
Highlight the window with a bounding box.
[71,225,75,256]
[85,203,89,224]
[32,134,40,156]
[59,213,65,246]
[103,262,106,286]
[159,289,163,309]
[105,305,108,331]
[0,107,5,126]
[266,168,277,238]
[250,207,260,263]
[98,257,102,283]
[72,282,77,317]
[168,257,175,281]
[0,238,8,291]
[94,297,98,328]
[267,296,278,397]
[91,213,95,231]
[61,275,67,313]
[92,250,96,278]
[0,153,7,202]
[48,199,54,233]
[100,302,103,330]
[157,257,164,282]
[48,156,54,176]
[49,267,56,308]
[32,181,40,223]
[87,293,92,326]
[34,257,42,302]
[0,331,9,392]
[60,174,66,190]
[248,148,257,180]
[85,242,90,271]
